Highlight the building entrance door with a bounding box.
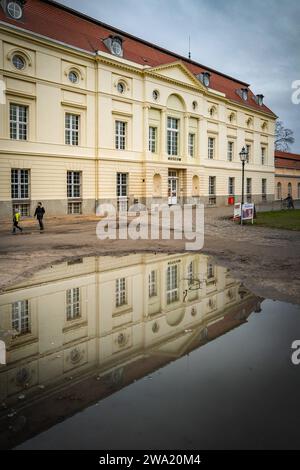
[168,170,178,205]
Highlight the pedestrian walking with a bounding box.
[12,208,23,234]
[34,202,45,231]
[285,194,295,210]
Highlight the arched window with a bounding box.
[288,182,292,196]
[277,182,282,200]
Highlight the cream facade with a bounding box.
[0,252,260,400]
[0,5,276,218]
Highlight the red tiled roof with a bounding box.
[275,151,300,170]
[0,0,276,116]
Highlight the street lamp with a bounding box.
[239,146,248,225]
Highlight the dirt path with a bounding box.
[0,209,299,304]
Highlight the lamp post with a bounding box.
[239,146,248,225]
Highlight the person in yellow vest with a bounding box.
[12,208,23,234]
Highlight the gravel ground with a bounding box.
[0,207,299,304]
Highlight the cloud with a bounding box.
[58,0,300,151]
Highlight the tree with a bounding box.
[275,120,295,152]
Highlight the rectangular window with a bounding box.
[246,178,252,202]
[228,177,235,196]
[66,288,81,321]
[11,169,30,199]
[246,144,251,163]
[10,104,28,140]
[148,270,157,298]
[167,264,179,304]
[167,117,179,156]
[262,178,267,201]
[187,261,194,286]
[261,147,266,165]
[65,113,79,146]
[68,202,82,214]
[12,300,30,335]
[149,126,157,153]
[13,203,30,217]
[188,133,195,157]
[116,278,126,307]
[209,176,216,205]
[115,121,126,150]
[227,141,234,162]
[207,262,215,280]
[67,171,81,198]
[208,137,215,159]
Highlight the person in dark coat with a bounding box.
[285,194,295,210]
[34,202,45,231]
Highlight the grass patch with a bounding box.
[254,209,300,230]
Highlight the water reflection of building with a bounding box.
[0,253,262,449]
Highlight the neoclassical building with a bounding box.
[275,150,300,201]
[0,0,276,217]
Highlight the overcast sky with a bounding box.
[58,0,300,152]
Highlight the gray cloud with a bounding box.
[58,0,300,152]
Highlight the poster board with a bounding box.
[241,203,254,223]
[233,203,241,220]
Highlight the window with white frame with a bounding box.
[149,126,157,153]
[208,137,215,159]
[148,270,157,297]
[116,278,126,307]
[228,177,235,196]
[11,169,30,199]
[67,171,81,198]
[188,133,195,157]
[261,147,266,165]
[166,264,179,304]
[115,121,126,150]
[246,178,252,202]
[13,203,30,217]
[262,178,267,201]
[65,113,79,145]
[227,141,234,161]
[209,176,216,205]
[68,202,82,214]
[246,144,251,163]
[277,182,282,200]
[167,117,179,156]
[66,288,81,321]
[12,300,30,335]
[10,104,28,140]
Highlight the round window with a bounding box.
[12,54,25,70]
[152,90,159,101]
[68,71,79,84]
[111,39,122,56]
[7,1,23,20]
[117,82,125,94]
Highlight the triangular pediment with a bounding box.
[145,61,207,91]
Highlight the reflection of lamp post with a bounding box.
[239,146,248,225]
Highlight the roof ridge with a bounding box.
[42,0,250,87]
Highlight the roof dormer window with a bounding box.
[256,94,264,106]
[111,37,122,56]
[6,1,23,20]
[103,35,124,57]
[197,71,211,88]
[241,88,248,101]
